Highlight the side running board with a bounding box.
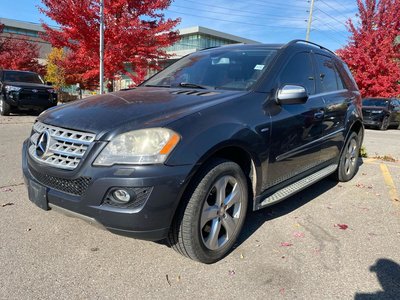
[258,164,338,209]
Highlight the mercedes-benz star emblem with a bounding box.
[36,131,50,158]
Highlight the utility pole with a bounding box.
[99,0,105,94]
[306,0,315,41]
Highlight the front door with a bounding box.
[265,52,326,189]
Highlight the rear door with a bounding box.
[313,53,350,162]
[266,52,326,189]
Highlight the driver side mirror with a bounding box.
[277,85,308,105]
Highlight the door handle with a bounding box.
[314,110,325,119]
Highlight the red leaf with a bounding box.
[280,242,293,247]
[335,224,348,230]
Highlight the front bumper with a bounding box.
[22,139,192,241]
[5,91,57,110]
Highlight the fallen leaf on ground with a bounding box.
[228,270,236,276]
[176,275,181,282]
[166,274,171,286]
[280,242,293,247]
[335,224,348,230]
[394,198,400,202]
[293,232,305,238]
[279,288,285,295]
[293,223,301,228]
[240,253,244,259]
[1,202,14,207]
[1,188,13,192]
[90,247,99,252]
[26,228,31,232]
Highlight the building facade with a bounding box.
[0,18,52,64]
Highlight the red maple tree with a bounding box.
[39,0,180,89]
[0,23,44,74]
[337,0,400,98]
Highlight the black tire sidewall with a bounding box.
[337,132,360,182]
[185,160,248,263]
[0,96,11,116]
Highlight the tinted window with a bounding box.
[315,54,339,92]
[4,71,43,84]
[144,48,277,91]
[279,52,315,94]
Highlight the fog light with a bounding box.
[112,189,131,203]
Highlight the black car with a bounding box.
[0,70,57,116]
[22,40,364,263]
[362,97,400,130]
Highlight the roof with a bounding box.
[0,18,58,32]
[178,26,260,44]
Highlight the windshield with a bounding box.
[363,98,389,107]
[143,48,277,91]
[4,71,44,84]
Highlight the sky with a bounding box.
[0,0,359,51]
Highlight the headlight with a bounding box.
[93,128,180,166]
[5,85,22,92]
[371,110,383,113]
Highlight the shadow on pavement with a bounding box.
[354,259,400,299]
[236,177,338,247]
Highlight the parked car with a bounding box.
[22,40,364,263]
[362,97,400,130]
[0,70,57,116]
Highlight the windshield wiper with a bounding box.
[143,84,171,88]
[179,82,209,89]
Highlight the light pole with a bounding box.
[306,0,315,41]
[99,0,105,94]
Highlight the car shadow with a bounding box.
[235,176,339,248]
[354,259,400,299]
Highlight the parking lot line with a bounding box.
[380,163,399,206]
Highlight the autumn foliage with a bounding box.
[39,0,180,89]
[45,48,66,90]
[337,0,400,98]
[0,23,44,74]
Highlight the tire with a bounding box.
[0,97,11,116]
[332,131,360,182]
[379,116,389,131]
[167,159,248,264]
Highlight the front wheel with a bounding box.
[332,131,360,182]
[379,116,389,130]
[168,159,248,263]
[0,97,11,116]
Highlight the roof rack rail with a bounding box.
[285,40,335,55]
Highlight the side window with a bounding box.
[279,52,315,95]
[315,54,339,93]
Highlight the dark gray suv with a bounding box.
[22,40,363,263]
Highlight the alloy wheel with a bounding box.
[200,175,243,251]
[344,138,357,175]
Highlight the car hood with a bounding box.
[3,81,52,89]
[38,87,246,139]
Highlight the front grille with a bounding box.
[29,167,91,196]
[28,122,96,170]
[20,89,51,101]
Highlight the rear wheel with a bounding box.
[379,116,389,130]
[0,97,11,116]
[168,159,248,263]
[332,131,360,182]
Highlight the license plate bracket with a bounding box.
[28,180,49,210]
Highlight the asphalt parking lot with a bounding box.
[0,115,399,299]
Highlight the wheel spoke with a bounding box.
[222,214,237,238]
[201,204,219,227]
[344,159,350,173]
[205,218,221,250]
[214,177,227,206]
[224,182,241,210]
